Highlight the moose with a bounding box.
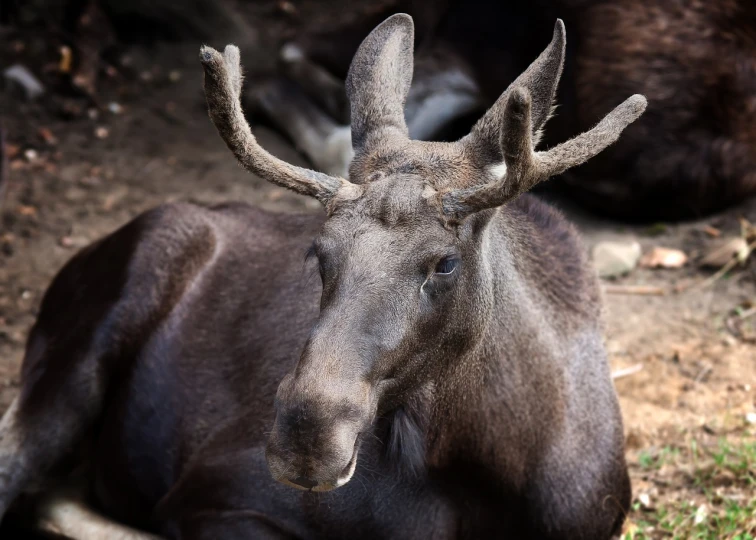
[0,15,645,539]
[259,0,756,221]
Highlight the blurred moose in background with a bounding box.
[17,0,756,220]
[257,0,756,221]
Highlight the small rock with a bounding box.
[592,241,642,278]
[746,412,756,425]
[107,102,123,115]
[168,70,182,83]
[637,493,651,508]
[94,126,109,139]
[3,64,45,101]
[639,247,687,269]
[23,149,38,162]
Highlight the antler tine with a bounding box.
[468,20,566,159]
[200,45,348,203]
[442,90,647,220]
[535,94,647,177]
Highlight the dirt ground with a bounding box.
[1,2,754,538]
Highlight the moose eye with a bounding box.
[434,256,459,275]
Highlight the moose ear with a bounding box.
[345,14,415,152]
[467,20,566,160]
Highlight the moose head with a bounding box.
[200,14,645,492]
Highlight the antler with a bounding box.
[200,44,350,204]
[443,89,646,219]
[442,20,647,220]
[470,20,566,159]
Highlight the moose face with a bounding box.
[266,173,492,491]
[201,7,644,491]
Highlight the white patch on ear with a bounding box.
[487,162,508,180]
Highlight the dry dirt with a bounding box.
[0,2,754,538]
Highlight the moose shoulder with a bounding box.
[0,14,645,540]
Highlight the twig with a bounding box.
[693,363,713,384]
[611,363,644,380]
[603,285,666,296]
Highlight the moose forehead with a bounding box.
[318,174,459,262]
[349,140,483,189]
[345,172,440,228]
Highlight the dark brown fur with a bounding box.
[278,0,756,220]
[558,0,756,219]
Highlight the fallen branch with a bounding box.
[603,285,666,296]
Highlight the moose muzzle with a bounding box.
[266,368,374,491]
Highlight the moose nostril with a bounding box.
[291,476,319,490]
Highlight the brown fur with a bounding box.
[557,0,756,219]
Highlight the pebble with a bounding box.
[592,241,642,278]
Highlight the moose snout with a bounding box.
[266,373,371,491]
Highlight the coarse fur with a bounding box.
[558,0,756,219]
[0,14,643,540]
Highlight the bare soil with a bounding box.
[1,2,754,537]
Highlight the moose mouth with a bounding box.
[311,437,360,492]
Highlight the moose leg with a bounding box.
[279,43,350,124]
[254,79,354,179]
[404,48,484,141]
[0,205,213,522]
[260,44,484,178]
[0,398,29,516]
[0,326,112,520]
[32,483,163,540]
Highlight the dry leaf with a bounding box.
[639,247,687,269]
[17,205,37,217]
[38,127,58,146]
[700,237,748,268]
[59,45,73,73]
